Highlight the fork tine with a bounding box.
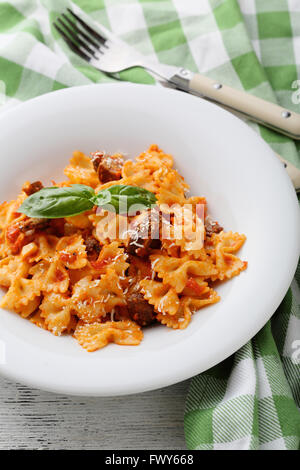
[56,18,97,57]
[61,13,100,49]
[53,23,91,61]
[67,8,107,46]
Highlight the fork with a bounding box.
[54,8,300,191]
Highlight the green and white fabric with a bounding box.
[0,0,299,450]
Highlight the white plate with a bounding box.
[0,84,299,396]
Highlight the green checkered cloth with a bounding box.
[0,0,299,450]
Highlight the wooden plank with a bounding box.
[0,377,190,450]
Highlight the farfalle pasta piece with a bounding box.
[150,254,218,293]
[91,211,129,244]
[209,231,247,281]
[71,269,126,323]
[152,166,169,187]
[28,235,59,263]
[161,204,205,256]
[162,239,208,261]
[156,169,189,205]
[56,234,87,269]
[156,288,220,330]
[68,263,101,285]
[64,150,99,188]
[17,297,41,318]
[67,243,127,285]
[210,231,246,254]
[0,277,41,317]
[140,279,180,316]
[136,144,173,171]
[181,278,211,297]
[97,145,174,194]
[121,163,157,193]
[188,289,220,309]
[0,255,31,287]
[40,293,73,336]
[90,241,129,277]
[156,297,192,330]
[160,238,181,258]
[30,310,46,329]
[20,242,38,260]
[29,259,69,293]
[74,320,143,352]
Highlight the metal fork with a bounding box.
[54,8,179,83]
[53,8,300,191]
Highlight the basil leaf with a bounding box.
[92,185,157,213]
[18,183,157,218]
[18,185,95,218]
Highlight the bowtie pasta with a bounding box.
[0,145,247,352]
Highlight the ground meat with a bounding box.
[17,217,50,235]
[126,290,156,327]
[6,217,50,254]
[90,151,124,183]
[205,218,223,237]
[85,236,101,261]
[22,181,43,196]
[127,209,161,257]
[90,151,104,173]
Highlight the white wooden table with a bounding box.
[0,376,190,449]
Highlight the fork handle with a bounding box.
[190,75,300,190]
[188,74,300,140]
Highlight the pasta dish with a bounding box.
[0,145,247,351]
